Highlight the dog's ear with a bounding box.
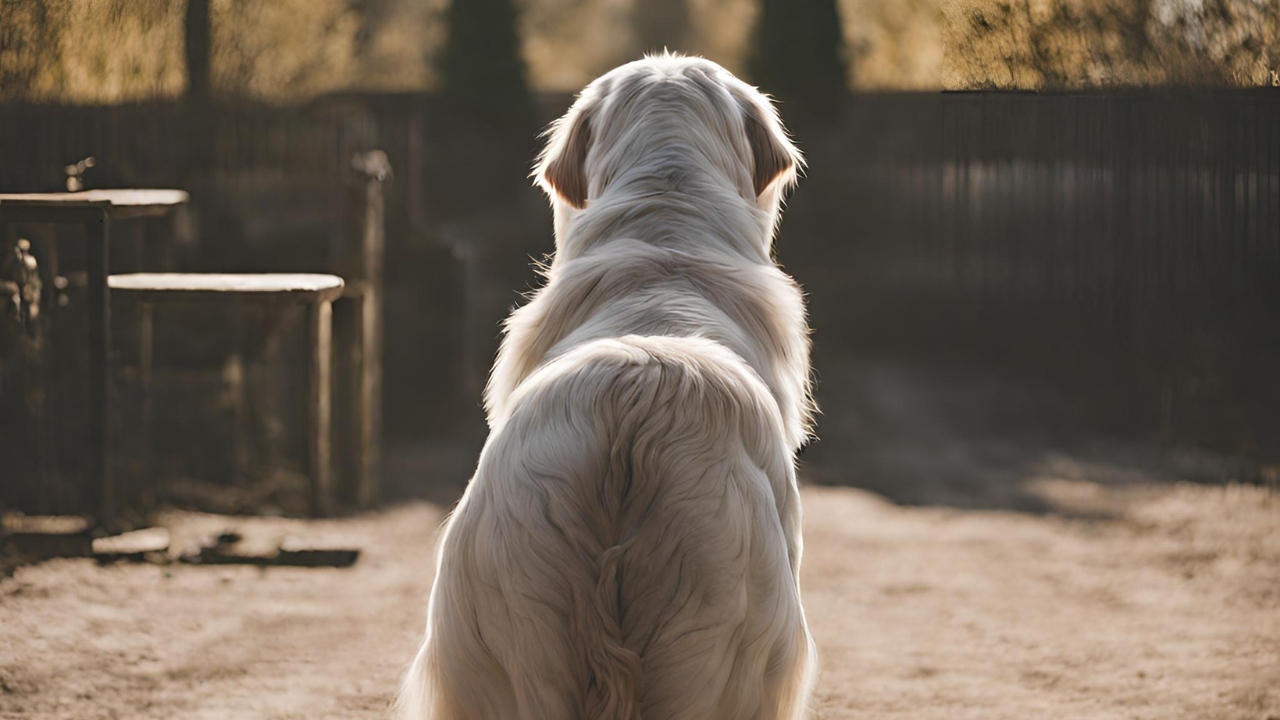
[538,105,594,209]
[741,99,800,198]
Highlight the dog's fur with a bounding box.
[400,54,816,720]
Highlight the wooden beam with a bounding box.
[85,210,113,528]
[308,300,334,517]
[358,166,385,509]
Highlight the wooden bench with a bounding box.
[108,273,345,516]
[179,151,391,512]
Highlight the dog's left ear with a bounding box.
[538,105,594,209]
[741,98,801,198]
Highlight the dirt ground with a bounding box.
[2,477,1276,720]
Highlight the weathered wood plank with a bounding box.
[109,273,345,303]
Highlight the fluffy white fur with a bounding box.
[400,54,816,720]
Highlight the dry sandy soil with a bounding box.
[1,480,1277,720]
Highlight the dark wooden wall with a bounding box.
[782,91,1279,458]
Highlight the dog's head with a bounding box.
[535,54,801,225]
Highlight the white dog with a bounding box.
[400,54,816,720]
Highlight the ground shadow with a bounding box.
[800,355,1268,514]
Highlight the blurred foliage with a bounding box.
[943,0,1280,89]
[0,0,186,102]
[208,0,361,100]
[0,0,926,102]
[351,0,445,92]
[844,0,945,89]
[521,0,944,91]
[748,0,849,118]
[522,0,757,86]
[2,0,1276,104]
[0,0,427,102]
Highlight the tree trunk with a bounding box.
[185,0,211,102]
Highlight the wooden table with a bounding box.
[109,273,346,517]
[0,190,189,525]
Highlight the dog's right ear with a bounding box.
[537,105,593,209]
[739,97,801,198]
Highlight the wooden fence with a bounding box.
[786,90,1280,455]
[0,101,375,190]
[811,91,1279,328]
[1,90,1277,513]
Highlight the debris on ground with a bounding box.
[179,529,360,567]
[179,530,270,566]
[2,515,360,571]
[1,515,94,565]
[92,527,171,563]
[276,536,360,567]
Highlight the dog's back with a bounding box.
[401,336,813,720]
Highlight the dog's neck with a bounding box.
[551,155,779,267]
[487,165,812,449]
